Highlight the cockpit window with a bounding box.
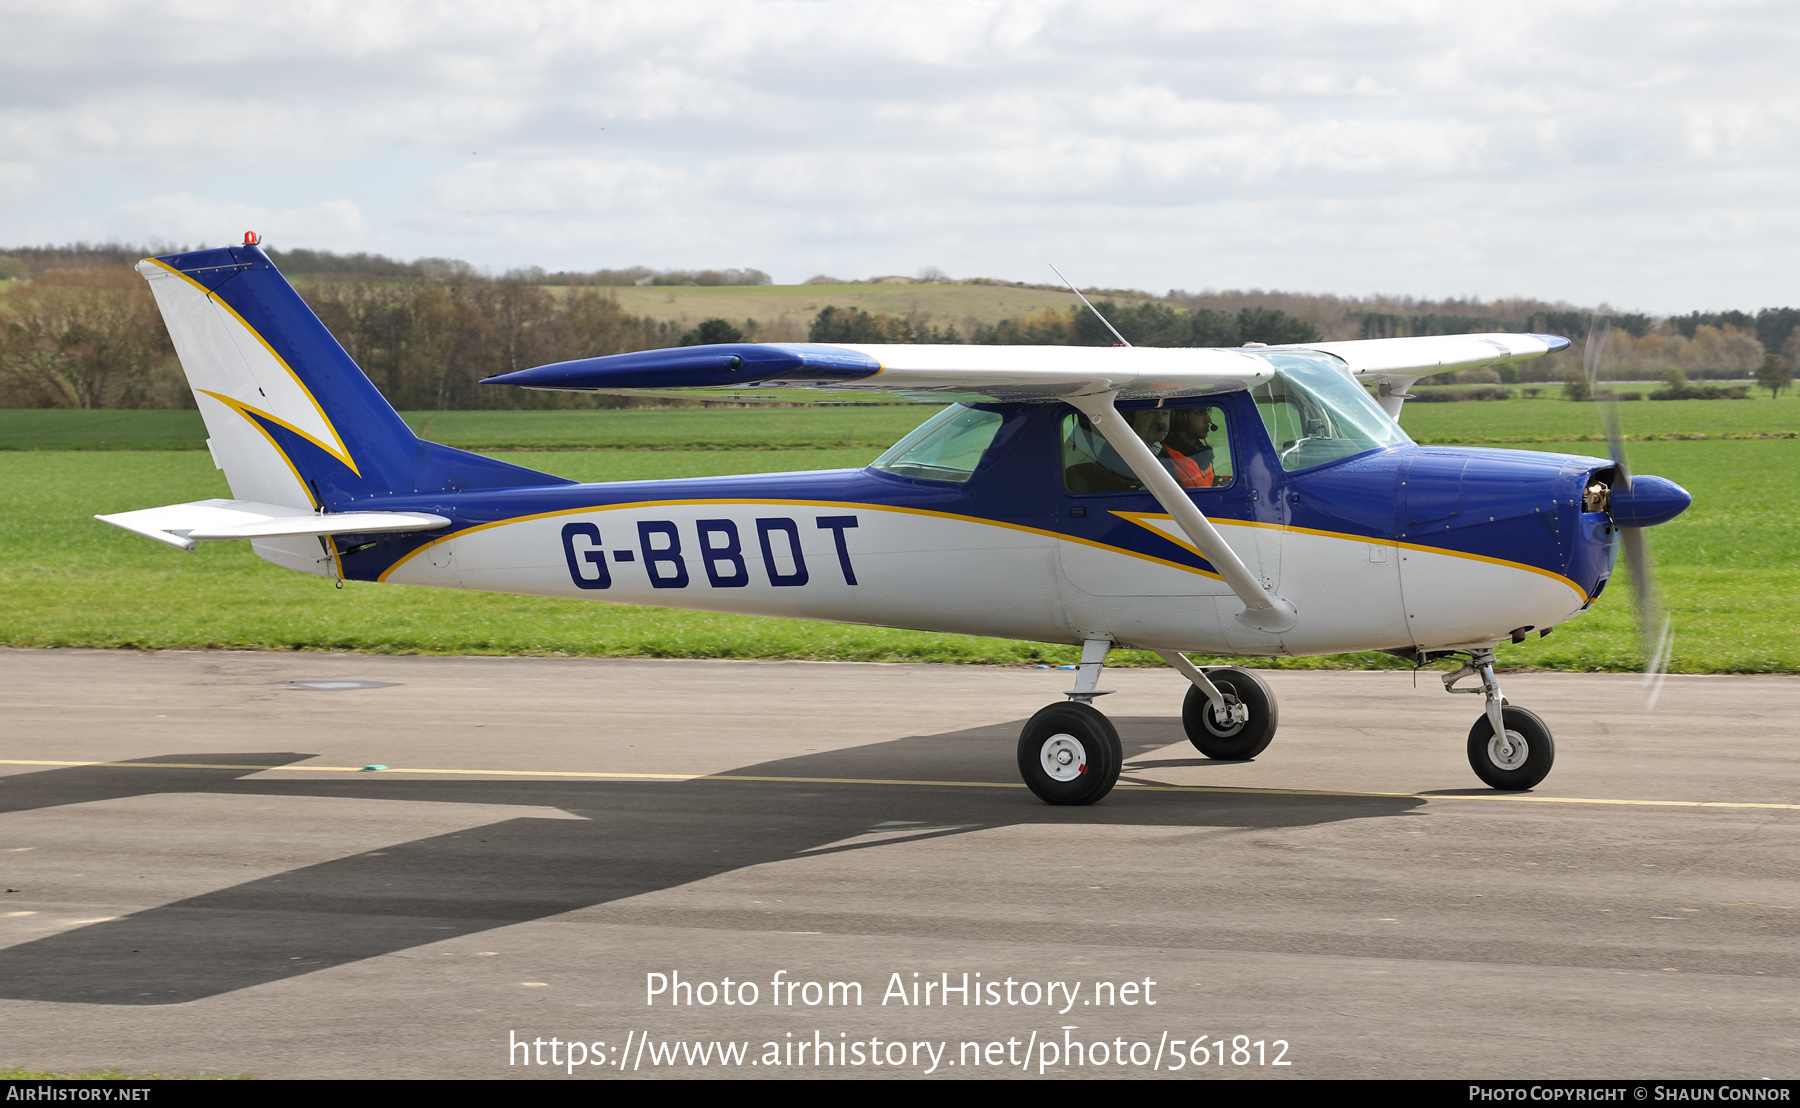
[1062,405,1234,493]
[1251,352,1411,471]
[870,404,1004,483]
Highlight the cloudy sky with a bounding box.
[3,0,1796,311]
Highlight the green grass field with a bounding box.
[0,409,214,450]
[1,394,1794,671]
[1396,393,1798,442]
[0,406,943,452]
[6,393,1795,452]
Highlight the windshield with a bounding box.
[1251,352,1410,471]
[869,404,1004,483]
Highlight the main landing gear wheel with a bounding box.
[1182,666,1278,761]
[1467,705,1555,791]
[1018,702,1122,806]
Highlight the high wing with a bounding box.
[483,333,1570,409]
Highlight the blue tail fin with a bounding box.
[138,243,570,513]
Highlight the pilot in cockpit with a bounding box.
[1161,406,1220,488]
[1062,408,1211,493]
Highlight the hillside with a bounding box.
[591,281,1166,337]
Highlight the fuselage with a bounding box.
[335,395,1618,656]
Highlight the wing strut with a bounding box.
[1064,390,1298,634]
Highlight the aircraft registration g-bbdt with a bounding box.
[100,238,1692,804]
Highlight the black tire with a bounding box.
[1017,702,1122,806]
[1466,705,1555,791]
[1181,666,1278,760]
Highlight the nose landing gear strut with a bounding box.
[1444,648,1555,790]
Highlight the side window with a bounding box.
[1061,405,1233,494]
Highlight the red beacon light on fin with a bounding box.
[243,231,260,246]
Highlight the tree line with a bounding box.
[807,301,1319,347]
[1,244,1794,409]
[0,248,782,410]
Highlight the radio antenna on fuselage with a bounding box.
[1049,264,1131,347]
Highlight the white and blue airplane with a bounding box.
[99,238,1691,804]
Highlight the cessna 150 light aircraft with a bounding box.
[100,239,1692,805]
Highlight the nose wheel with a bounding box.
[1018,702,1122,806]
[1445,649,1556,790]
[1467,705,1555,790]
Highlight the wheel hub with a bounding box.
[1206,694,1246,737]
[1487,730,1529,770]
[1040,733,1088,782]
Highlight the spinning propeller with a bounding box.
[1583,318,1675,708]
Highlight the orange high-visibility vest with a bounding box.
[1167,448,1214,489]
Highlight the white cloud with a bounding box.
[110,195,369,249]
[0,162,48,205]
[0,0,1797,308]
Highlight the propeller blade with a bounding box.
[1643,613,1673,712]
[1620,524,1652,617]
[1620,526,1673,708]
[1589,315,1670,707]
[1584,315,1630,491]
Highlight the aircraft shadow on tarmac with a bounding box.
[0,718,1422,1005]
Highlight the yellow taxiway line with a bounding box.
[1,758,1796,812]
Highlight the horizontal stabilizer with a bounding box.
[96,499,451,552]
